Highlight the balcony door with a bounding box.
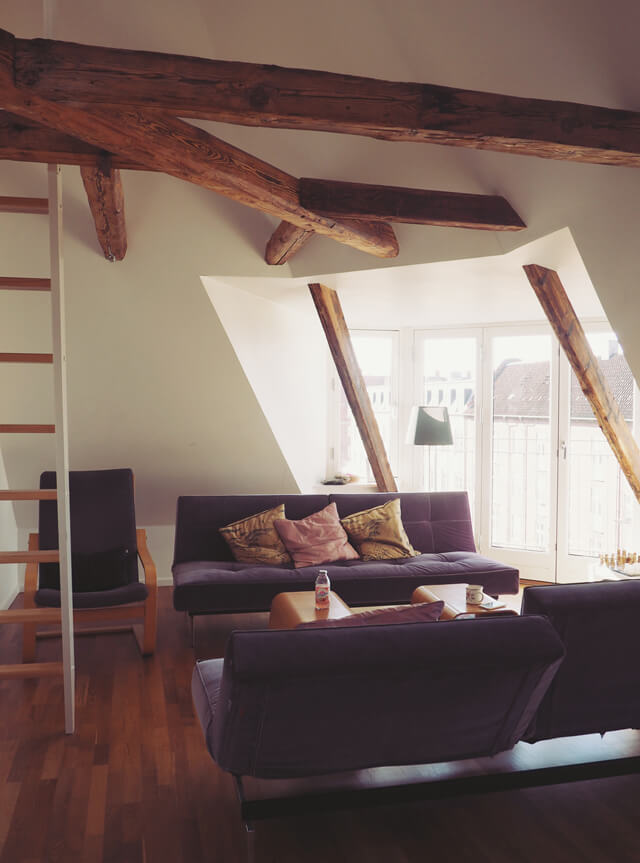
[480,328,560,582]
[556,328,640,582]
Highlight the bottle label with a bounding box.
[315,584,330,608]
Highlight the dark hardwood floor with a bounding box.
[1,587,640,862]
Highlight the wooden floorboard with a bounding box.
[1,587,640,862]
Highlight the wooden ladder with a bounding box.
[0,177,75,732]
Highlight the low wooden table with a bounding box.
[412,583,517,620]
[269,590,352,629]
[269,584,516,630]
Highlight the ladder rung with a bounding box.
[0,353,53,364]
[0,662,63,679]
[0,424,55,434]
[0,277,51,291]
[0,196,49,215]
[0,490,57,501]
[0,550,59,564]
[0,608,61,625]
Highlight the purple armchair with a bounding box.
[22,469,157,658]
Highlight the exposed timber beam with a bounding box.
[80,156,128,261]
[0,31,397,261]
[0,111,146,169]
[300,179,526,229]
[0,118,525,232]
[309,282,397,492]
[524,264,640,505]
[10,32,640,167]
[265,221,314,265]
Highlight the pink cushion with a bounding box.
[274,502,359,569]
[297,601,445,629]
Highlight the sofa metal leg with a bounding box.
[233,776,257,862]
[245,823,256,863]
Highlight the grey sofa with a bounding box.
[172,491,519,616]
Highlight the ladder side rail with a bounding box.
[48,164,75,734]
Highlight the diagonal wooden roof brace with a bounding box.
[0,29,398,261]
[524,264,640,505]
[309,282,397,492]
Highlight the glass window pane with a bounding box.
[336,333,397,482]
[419,337,476,511]
[567,333,638,557]
[491,334,551,552]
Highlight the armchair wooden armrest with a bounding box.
[22,532,40,661]
[136,528,157,588]
[136,528,157,655]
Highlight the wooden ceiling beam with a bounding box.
[309,282,397,492]
[300,178,526,230]
[524,264,640,505]
[80,156,128,261]
[11,31,640,167]
[0,32,398,261]
[0,111,146,169]
[265,221,314,265]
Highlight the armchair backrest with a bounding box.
[38,469,139,586]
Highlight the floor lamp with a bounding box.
[406,406,453,489]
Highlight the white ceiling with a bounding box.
[211,228,605,330]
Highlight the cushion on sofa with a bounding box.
[274,502,359,568]
[340,498,419,560]
[296,600,445,629]
[219,504,292,565]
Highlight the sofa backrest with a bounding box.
[173,491,476,566]
[329,491,476,554]
[522,581,640,741]
[196,615,564,778]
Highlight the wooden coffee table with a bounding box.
[269,584,516,630]
[411,583,517,620]
[269,590,353,629]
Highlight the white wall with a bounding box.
[204,279,328,493]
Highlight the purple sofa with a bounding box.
[191,580,640,825]
[172,491,519,616]
[191,614,565,778]
[522,580,640,741]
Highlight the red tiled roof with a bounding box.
[490,354,634,421]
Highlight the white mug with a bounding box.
[466,584,484,604]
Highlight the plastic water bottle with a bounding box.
[315,569,330,610]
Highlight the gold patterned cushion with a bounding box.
[219,504,292,564]
[340,498,419,561]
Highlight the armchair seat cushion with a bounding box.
[35,580,148,609]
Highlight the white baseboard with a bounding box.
[157,574,173,587]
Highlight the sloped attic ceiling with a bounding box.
[2,0,640,531]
